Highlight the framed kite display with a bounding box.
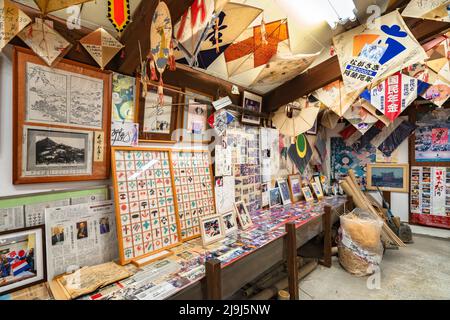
[172,150,216,241]
[111,147,181,265]
[12,47,111,185]
[136,80,180,143]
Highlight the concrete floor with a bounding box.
[299,235,450,300]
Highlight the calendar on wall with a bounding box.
[112,148,180,264]
[172,151,216,241]
[410,166,450,229]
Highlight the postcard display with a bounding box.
[112,148,216,264]
[410,167,450,229]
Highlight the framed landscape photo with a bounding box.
[182,88,213,144]
[200,215,225,246]
[136,80,180,143]
[366,163,409,193]
[221,211,238,235]
[234,201,253,230]
[0,226,46,295]
[269,187,282,208]
[288,174,302,203]
[277,179,291,205]
[242,91,262,125]
[13,47,112,184]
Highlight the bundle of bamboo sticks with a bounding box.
[340,170,406,248]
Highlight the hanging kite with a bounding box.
[224,19,289,77]
[360,72,428,122]
[107,0,131,33]
[149,1,173,105]
[0,0,32,51]
[174,2,261,69]
[79,28,124,69]
[33,0,94,15]
[312,80,360,117]
[342,100,380,134]
[288,134,313,174]
[18,18,71,66]
[402,0,450,22]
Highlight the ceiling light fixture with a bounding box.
[276,0,357,29]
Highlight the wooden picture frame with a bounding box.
[269,187,282,208]
[366,163,409,193]
[242,91,262,125]
[111,147,182,265]
[277,179,292,205]
[288,174,302,203]
[221,211,238,235]
[234,201,253,230]
[13,47,111,184]
[311,182,324,200]
[0,226,46,295]
[181,88,214,144]
[199,214,225,246]
[302,186,314,202]
[135,79,180,143]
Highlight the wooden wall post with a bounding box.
[205,259,222,300]
[346,195,354,212]
[320,205,332,268]
[285,222,299,300]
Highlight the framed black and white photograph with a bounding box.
[242,91,262,125]
[22,126,93,177]
[0,226,46,295]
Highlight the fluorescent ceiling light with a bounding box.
[276,0,357,29]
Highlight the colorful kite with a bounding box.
[360,72,428,122]
[224,19,289,77]
[80,27,124,69]
[342,101,379,134]
[333,10,428,94]
[288,134,312,174]
[312,80,361,117]
[33,0,94,15]
[0,0,32,51]
[107,0,131,33]
[19,18,71,66]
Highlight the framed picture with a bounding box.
[136,80,180,143]
[13,47,111,184]
[221,211,238,235]
[302,186,314,202]
[182,88,213,144]
[277,179,291,205]
[313,176,324,195]
[261,183,270,208]
[0,226,46,295]
[234,201,253,230]
[311,182,324,200]
[199,215,225,246]
[242,91,262,125]
[366,163,409,193]
[269,188,282,208]
[112,73,136,123]
[288,174,302,203]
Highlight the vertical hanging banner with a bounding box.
[107,0,131,33]
[0,0,32,51]
[360,72,425,122]
[333,10,428,94]
[432,167,446,216]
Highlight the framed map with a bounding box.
[172,151,216,241]
[111,147,180,265]
[13,47,111,184]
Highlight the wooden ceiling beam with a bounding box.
[115,0,195,75]
[264,18,450,113]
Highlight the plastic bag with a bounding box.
[338,209,384,276]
